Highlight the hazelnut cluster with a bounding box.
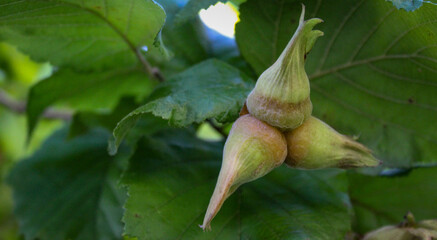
[201,6,380,230]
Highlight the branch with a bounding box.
[0,89,72,120]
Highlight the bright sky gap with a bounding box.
[199,2,239,38]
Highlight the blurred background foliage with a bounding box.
[0,42,60,240]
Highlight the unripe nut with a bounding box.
[285,116,380,169]
[363,226,414,240]
[246,5,323,131]
[364,212,437,240]
[200,114,287,230]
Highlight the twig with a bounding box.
[0,89,72,120]
[135,49,165,82]
[0,89,26,113]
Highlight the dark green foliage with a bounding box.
[348,168,437,234]
[7,128,128,240]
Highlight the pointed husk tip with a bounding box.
[285,116,381,169]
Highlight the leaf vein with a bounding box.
[349,8,395,62]
[175,212,203,240]
[125,0,135,35]
[384,20,437,55]
[317,0,366,71]
[409,58,437,73]
[0,0,25,8]
[311,83,437,145]
[367,63,437,87]
[0,4,64,21]
[334,72,437,112]
[414,44,437,54]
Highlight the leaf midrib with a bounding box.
[316,0,367,72]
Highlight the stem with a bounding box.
[0,89,72,120]
[135,49,165,82]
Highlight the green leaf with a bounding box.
[110,59,253,154]
[235,0,304,76]
[162,17,211,65]
[174,0,224,25]
[6,128,128,240]
[348,167,437,234]
[138,59,253,125]
[27,68,155,137]
[108,112,170,155]
[236,0,437,168]
[122,129,352,239]
[0,0,165,70]
[150,0,212,69]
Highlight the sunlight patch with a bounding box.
[199,2,239,38]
